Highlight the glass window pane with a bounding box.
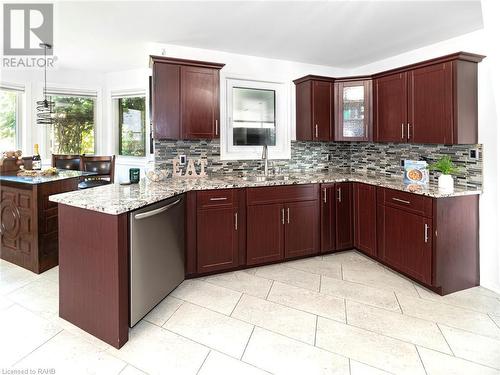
[232,87,276,146]
[0,90,18,152]
[342,86,365,137]
[50,96,95,154]
[118,97,146,157]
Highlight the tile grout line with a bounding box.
[229,293,244,317]
[348,358,351,375]
[195,350,211,375]
[435,323,455,356]
[160,300,185,328]
[415,346,429,375]
[394,292,404,314]
[344,298,347,324]
[265,280,274,300]
[240,325,256,360]
[313,315,318,346]
[11,328,64,367]
[488,314,500,329]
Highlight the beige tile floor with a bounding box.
[1,250,500,375]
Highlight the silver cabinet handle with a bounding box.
[235,212,238,231]
[215,119,219,136]
[401,123,404,139]
[134,199,181,220]
[337,187,342,202]
[407,123,410,140]
[323,188,327,203]
[209,197,227,201]
[281,208,285,224]
[391,197,410,205]
[315,124,319,138]
[287,207,290,224]
[424,223,429,243]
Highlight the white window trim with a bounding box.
[220,74,291,161]
[43,86,100,159]
[0,83,24,151]
[111,89,150,162]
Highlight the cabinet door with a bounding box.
[379,206,432,284]
[181,66,219,139]
[295,80,313,141]
[335,80,372,141]
[353,183,377,257]
[284,200,319,259]
[374,72,408,143]
[247,203,284,265]
[153,63,180,139]
[197,207,238,274]
[312,81,332,141]
[320,184,336,253]
[408,62,453,144]
[335,183,353,250]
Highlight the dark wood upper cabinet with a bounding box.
[284,200,319,259]
[374,72,408,143]
[334,79,373,142]
[374,52,483,144]
[353,183,377,257]
[294,76,333,141]
[335,182,353,250]
[150,56,225,140]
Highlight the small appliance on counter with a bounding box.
[129,168,140,183]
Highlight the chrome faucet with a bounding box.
[262,144,269,176]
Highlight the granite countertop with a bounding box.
[0,170,96,185]
[49,170,482,215]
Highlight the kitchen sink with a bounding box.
[241,175,289,182]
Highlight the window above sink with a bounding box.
[221,76,290,160]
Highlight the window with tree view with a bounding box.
[117,96,146,157]
[50,95,95,154]
[0,90,20,152]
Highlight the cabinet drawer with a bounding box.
[197,189,234,209]
[379,187,433,217]
[246,184,319,205]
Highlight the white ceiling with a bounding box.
[52,1,483,72]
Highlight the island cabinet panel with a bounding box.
[294,76,334,141]
[284,200,319,259]
[353,183,377,257]
[58,205,129,349]
[335,182,354,251]
[196,189,241,274]
[374,72,408,143]
[150,56,224,140]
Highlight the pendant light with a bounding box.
[36,43,54,125]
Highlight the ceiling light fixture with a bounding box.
[36,43,54,125]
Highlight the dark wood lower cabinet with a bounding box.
[247,203,284,265]
[335,182,353,250]
[284,200,319,259]
[320,184,336,253]
[353,183,377,257]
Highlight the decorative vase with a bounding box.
[438,174,454,191]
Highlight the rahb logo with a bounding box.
[3,3,55,68]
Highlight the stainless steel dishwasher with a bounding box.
[129,195,185,326]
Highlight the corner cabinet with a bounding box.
[334,79,372,141]
[353,183,377,257]
[294,76,334,141]
[374,52,484,144]
[151,56,225,140]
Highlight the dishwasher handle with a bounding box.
[134,199,182,220]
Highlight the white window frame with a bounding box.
[221,75,290,161]
[111,89,151,166]
[44,87,99,159]
[0,83,24,151]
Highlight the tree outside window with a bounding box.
[50,95,95,154]
[0,90,19,152]
[118,97,146,157]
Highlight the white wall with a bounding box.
[348,28,500,293]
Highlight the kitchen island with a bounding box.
[0,170,94,273]
[49,171,481,348]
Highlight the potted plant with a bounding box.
[429,156,460,191]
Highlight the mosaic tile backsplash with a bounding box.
[154,140,483,189]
